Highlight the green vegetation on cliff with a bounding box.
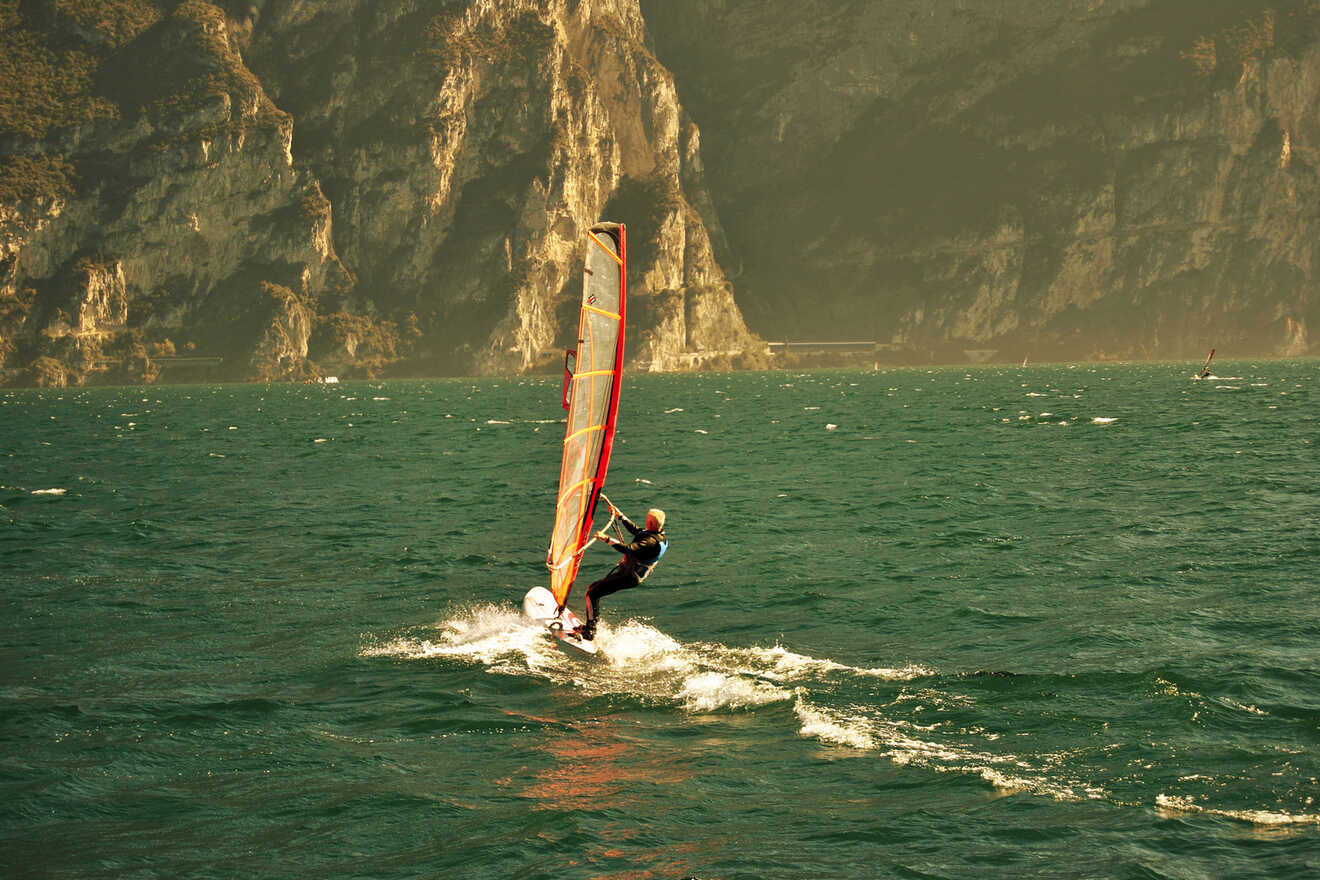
[0,0,288,201]
[0,1,118,140]
[0,154,74,202]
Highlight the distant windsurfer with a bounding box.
[574,503,668,641]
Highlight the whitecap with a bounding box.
[31,488,66,496]
[678,671,791,713]
[361,603,554,674]
[1215,696,1267,716]
[1091,417,1117,425]
[794,698,876,750]
[1155,794,1320,827]
[598,620,689,670]
[695,429,709,434]
[737,643,932,682]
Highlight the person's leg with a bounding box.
[581,569,638,638]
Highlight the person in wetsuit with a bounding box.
[573,505,668,641]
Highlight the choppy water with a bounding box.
[3,361,1318,879]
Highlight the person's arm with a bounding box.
[600,531,659,557]
[595,531,628,553]
[615,512,640,536]
[603,498,640,535]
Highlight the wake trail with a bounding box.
[361,602,928,711]
[362,603,1320,826]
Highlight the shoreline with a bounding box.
[3,353,1315,391]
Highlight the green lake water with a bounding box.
[3,361,1318,878]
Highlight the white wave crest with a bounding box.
[786,691,1104,803]
[597,620,692,674]
[678,672,792,712]
[734,643,932,682]
[359,603,559,675]
[1156,794,1320,827]
[794,699,876,750]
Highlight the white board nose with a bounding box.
[522,586,558,621]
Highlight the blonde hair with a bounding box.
[647,508,666,530]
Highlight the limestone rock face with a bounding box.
[644,0,1320,361]
[0,0,762,385]
[1,1,354,385]
[4,1,1316,385]
[243,0,761,376]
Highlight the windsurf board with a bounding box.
[522,586,599,657]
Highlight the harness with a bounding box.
[634,535,667,582]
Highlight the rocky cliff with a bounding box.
[0,0,762,386]
[2,1,1317,387]
[1,1,356,386]
[643,0,1320,363]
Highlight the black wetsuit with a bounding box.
[584,514,666,626]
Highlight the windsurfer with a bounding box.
[574,504,668,641]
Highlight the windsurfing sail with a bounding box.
[545,222,627,609]
[1199,348,1215,376]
